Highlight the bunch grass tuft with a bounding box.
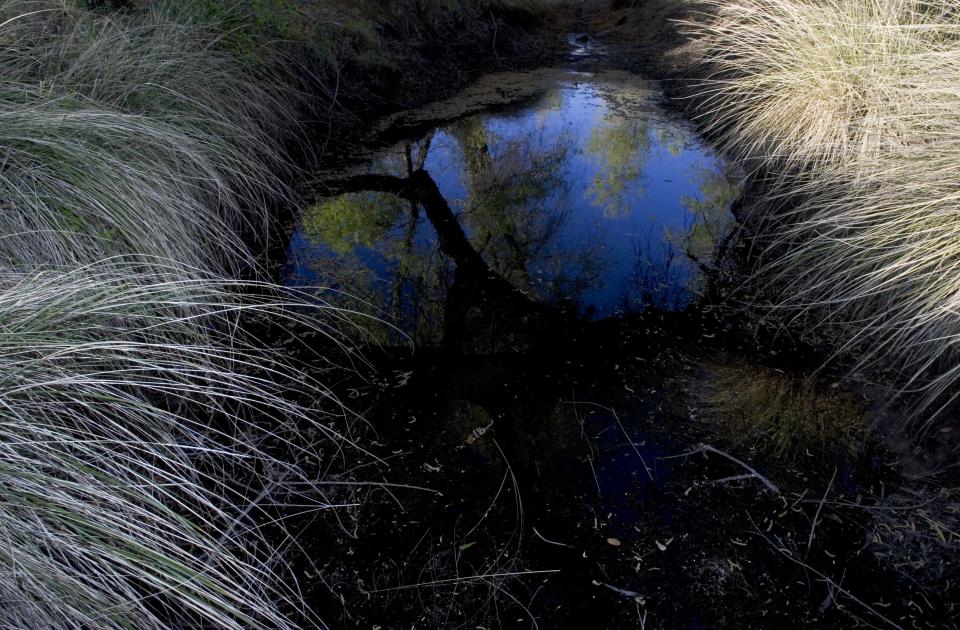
[0,0,298,273]
[685,0,960,428]
[0,1,361,626]
[0,261,359,628]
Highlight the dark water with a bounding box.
[284,70,738,344]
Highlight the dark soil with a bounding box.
[287,301,937,629]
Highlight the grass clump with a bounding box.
[685,0,960,171]
[685,0,960,427]
[0,0,297,273]
[0,1,364,626]
[0,262,357,628]
[709,363,869,459]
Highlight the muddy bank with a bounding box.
[296,311,913,629]
[292,8,573,159]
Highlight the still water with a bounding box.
[284,69,738,343]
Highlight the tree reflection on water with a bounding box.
[286,71,740,344]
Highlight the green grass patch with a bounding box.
[709,362,869,460]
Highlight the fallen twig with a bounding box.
[596,580,641,599]
[806,467,837,558]
[367,570,561,593]
[533,527,578,550]
[674,443,780,494]
[750,518,904,630]
[564,400,654,481]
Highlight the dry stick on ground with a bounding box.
[666,443,781,494]
[365,570,562,593]
[532,527,579,550]
[599,581,642,599]
[806,466,837,559]
[572,398,603,495]
[563,400,655,481]
[749,518,905,630]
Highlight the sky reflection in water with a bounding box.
[284,71,739,343]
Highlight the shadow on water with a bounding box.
[282,59,916,630]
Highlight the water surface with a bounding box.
[285,69,739,343]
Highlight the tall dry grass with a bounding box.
[685,0,960,428]
[0,0,297,273]
[0,261,360,628]
[0,1,362,627]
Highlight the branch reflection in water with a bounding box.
[284,70,741,345]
